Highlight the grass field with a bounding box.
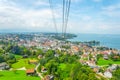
[97,58,120,66]
[0,70,40,80]
[12,58,37,69]
[14,55,22,60]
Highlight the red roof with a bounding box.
[26,69,35,74]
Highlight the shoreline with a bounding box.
[68,34,120,50]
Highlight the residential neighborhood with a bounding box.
[0,33,120,80]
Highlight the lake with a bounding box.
[69,34,120,50]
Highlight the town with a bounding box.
[0,33,120,80]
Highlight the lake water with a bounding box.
[69,34,120,50]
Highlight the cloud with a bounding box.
[101,3,120,17]
[82,15,92,21]
[33,0,49,6]
[0,0,61,32]
[0,0,120,34]
[68,20,120,34]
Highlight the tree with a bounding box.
[45,60,58,75]
[97,54,102,60]
[22,48,31,55]
[40,58,47,66]
[45,50,54,58]
[37,49,43,55]
[70,63,97,80]
[0,56,5,63]
[70,63,82,80]
[79,73,88,80]
[113,68,120,80]
[9,45,23,55]
[4,54,16,64]
[0,48,4,54]
[88,73,98,80]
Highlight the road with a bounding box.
[35,63,43,79]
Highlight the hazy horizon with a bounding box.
[0,0,120,34]
[0,31,120,35]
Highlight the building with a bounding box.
[104,71,112,78]
[103,54,109,60]
[38,54,43,59]
[28,60,38,64]
[42,75,54,80]
[0,62,10,70]
[22,54,28,58]
[41,66,47,73]
[26,69,36,76]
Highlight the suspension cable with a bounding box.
[64,0,71,38]
[63,0,71,39]
[49,0,58,36]
[62,0,65,38]
[48,0,71,40]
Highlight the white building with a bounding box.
[104,71,112,78]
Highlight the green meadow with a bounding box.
[97,58,120,66]
[12,58,37,69]
[0,70,40,80]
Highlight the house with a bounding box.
[79,60,85,64]
[22,54,28,58]
[108,64,118,71]
[113,56,119,59]
[86,60,96,67]
[41,67,47,73]
[103,54,109,60]
[93,67,99,73]
[81,54,88,59]
[71,46,79,53]
[38,54,43,59]
[104,71,112,78]
[42,75,54,80]
[28,60,38,64]
[26,69,36,76]
[102,51,108,55]
[54,54,59,57]
[0,62,10,70]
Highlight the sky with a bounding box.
[0,0,120,34]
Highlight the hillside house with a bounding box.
[0,62,10,70]
[26,69,36,76]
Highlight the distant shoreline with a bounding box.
[68,34,120,50]
[0,32,119,50]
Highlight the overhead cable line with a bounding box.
[49,0,58,36]
[64,0,69,37]
[44,0,58,45]
[48,0,71,39]
[64,0,71,38]
[62,0,71,39]
[62,0,65,38]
